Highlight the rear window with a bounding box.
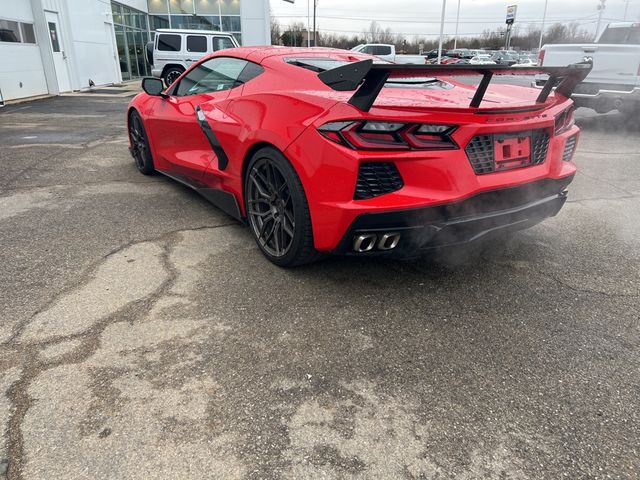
[157,34,181,51]
[212,36,235,51]
[187,35,207,52]
[598,25,640,44]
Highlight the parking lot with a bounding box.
[0,89,639,479]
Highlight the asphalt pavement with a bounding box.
[0,85,638,479]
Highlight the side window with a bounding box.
[374,46,392,56]
[187,35,207,53]
[237,62,265,83]
[157,34,181,52]
[175,57,249,96]
[361,46,373,54]
[212,36,235,51]
[0,20,20,42]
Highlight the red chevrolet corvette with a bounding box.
[127,47,590,266]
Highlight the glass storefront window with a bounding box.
[195,0,220,14]
[169,15,224,30]
[219,0,240,15]
[222,15,240,32]
[111,3,123,24]
[112,1,151,80]
[148,0,169,14]
[149,15,170,30]
[169,0,194,14]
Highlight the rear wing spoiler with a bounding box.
[317,60,593,112]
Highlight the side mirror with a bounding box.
[142,77,166,97]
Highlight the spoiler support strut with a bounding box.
[470,71,494,108]
[317,60,592,112]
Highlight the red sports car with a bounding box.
[127,47,590,266]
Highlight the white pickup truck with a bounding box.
[350,44,425,64]
[537,22,640,114]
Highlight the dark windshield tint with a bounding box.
[598,25,640,44]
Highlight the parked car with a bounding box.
[492,52,519,65]
[537,22,640,114]
[148,28,239,87]
[514,58,537,67]
[128,47,590,266]
[350,44,425,64]
[470,55,496,65]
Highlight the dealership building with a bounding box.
[0,0,270,102]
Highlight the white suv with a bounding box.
[148,29,239,87]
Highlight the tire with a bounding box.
[244,147,320,267]
[163,67,184,88]
[128,110,155,175]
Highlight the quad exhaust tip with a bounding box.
[353,233,401,252]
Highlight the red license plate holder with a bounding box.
[494,132,532,171]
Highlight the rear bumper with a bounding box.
[332,175,573,256]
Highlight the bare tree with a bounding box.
[270,13,281,46]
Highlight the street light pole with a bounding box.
[453,0,461,50]
[437,0,447,64]
[538,0,548,51]
[623,0,630,20]
[595,0,606,40]
[313,0,317,46]
[307,0,310,47]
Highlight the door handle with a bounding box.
[582,46,597,53]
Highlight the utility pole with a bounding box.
[623,0,630,20]
[538,0,548,51]
[307,0,310,47]
[453,0,461,50]
[313,0,317,46]
[595,0,606,40]
[437,0,447,64]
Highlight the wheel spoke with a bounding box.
[282,217,294,238]
[249,198,270,206]
[247,158,297,258]
[250,174,271,199]
[283,207,294,227]
[273,222,281,255]
[248,208,271,218]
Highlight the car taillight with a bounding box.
[555,106,575,135]
[318,121,458,150]
[538,49,545,66]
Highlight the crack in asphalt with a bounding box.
[2,223,238,479]
[0,179,164,196]
[567,194,640,204]
[480,254,639,300]
[0,133,125,190]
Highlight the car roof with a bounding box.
[155,28,235,36]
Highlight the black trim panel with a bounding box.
[158,169,243,221]
[195,105,229,170]
[333,176,574,256]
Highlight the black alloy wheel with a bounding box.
[128,111,154,175]
[164,67,183,87]
[245,148,319,267]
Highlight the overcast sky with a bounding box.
[270,0,640,39]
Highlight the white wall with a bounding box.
[64,0,121,88]
[0,2,49,100]
[240,0,270,46]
